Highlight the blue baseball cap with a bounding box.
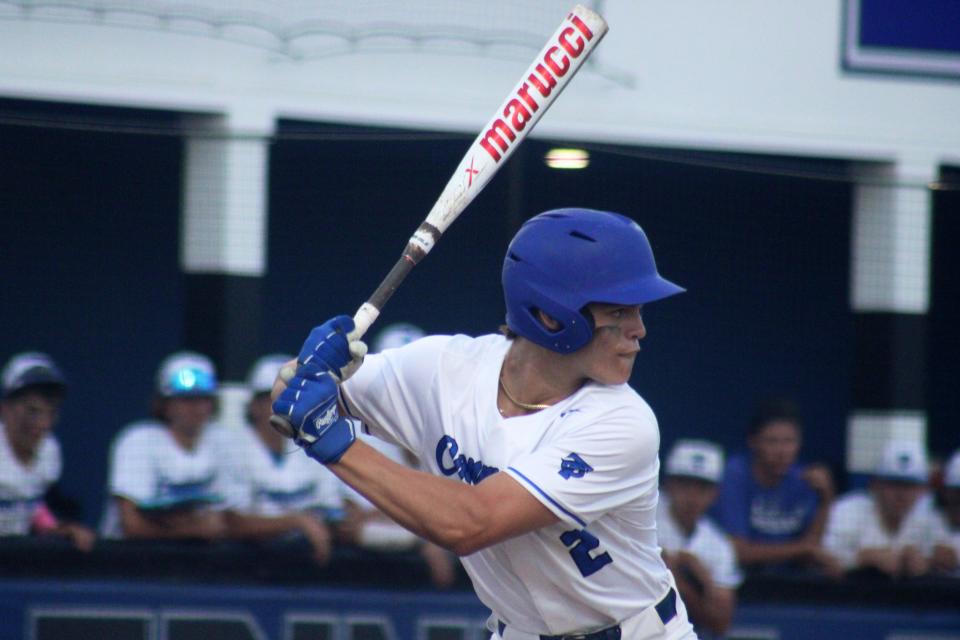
[156,351,217,397]
[1,352,67,398]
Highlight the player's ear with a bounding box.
[536,309,562,332]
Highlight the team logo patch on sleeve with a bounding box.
[559,453,593,479]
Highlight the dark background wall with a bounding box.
[1,102,957,527]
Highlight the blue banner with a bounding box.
[843,0,960,78]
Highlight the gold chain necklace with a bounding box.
[498,376,552,411]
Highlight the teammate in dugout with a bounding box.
[272,208,697,639]
[0,352,95,550]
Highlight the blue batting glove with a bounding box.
[271,373,356,464]
[297,315,357,381]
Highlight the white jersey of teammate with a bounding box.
[342,333,676,634]
[100,419,226,537]
[217,425,343,517]
[656,497,743,590]
[823,490,951,569]
[0,420,61,535]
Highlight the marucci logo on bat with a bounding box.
[479,13,595,163]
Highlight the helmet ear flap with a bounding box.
[579,306,596,334]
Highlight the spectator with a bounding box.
[101,351,228,541]
[940,450,960,574]
[0,352,95,551]
[711,397,840,576]
[337,323,458,589]
[215,354,341,564]
[823,440,954,578]
[659,439,742,638]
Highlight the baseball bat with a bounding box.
[351,4,608,339]
[271,5,607,436]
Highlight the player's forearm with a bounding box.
[119,502,216,540]
[224,511,312,540]
[732,537,809,566]
[699,587,735,636]
[672,569,734,636]
[805,503,831,542]
[330,441,491,555]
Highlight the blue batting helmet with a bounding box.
[502,208,685,353]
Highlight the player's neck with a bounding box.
[499,340,586,416]
[3,427,38,466]
[255,422,286,454]
[750,460,785,488]
[168,423,203,451]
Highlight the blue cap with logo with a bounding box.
[156,351,217,397]
[1,352,67,398]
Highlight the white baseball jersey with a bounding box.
[217,426,343,517]
[342,334,676,635]
[656,497,743,589]
[0,421,61,535]
[100,419,226,538]
[823,490,951,569]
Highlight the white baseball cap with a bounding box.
[156,351,217,397]
[665,439,724,483]
[943,450,960,489]
[247,353,294,395]
[372,322,425,354]
[875,440,928,484]
[1,352,67,398]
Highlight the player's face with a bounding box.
[0,391,61,458]
[163,396,215,437]
[749,421,801,479]
[246,392,286,448]
[575,303,646,385]
[247,393,272,428]
[666,477,719,530]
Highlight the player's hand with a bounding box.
[930,543,958,574]
[297,514,333,565]
[272,373,356,464]
[801,464,835,501]
[807,545,844,580]
[900,545,930,578]
[857,547,900,577]
[296,315,368,383]
[60,522,96,553]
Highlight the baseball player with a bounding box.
[822,440,953,578]
[101,351,228,540]
[272,209,697,639]
[214,354,342,564]
[657,440,741,638]
[0,352,95,550]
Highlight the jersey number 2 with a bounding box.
[560,529,612,577]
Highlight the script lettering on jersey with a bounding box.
[435,435,499,485]
[479,13,595,163]
[558,452,593,479]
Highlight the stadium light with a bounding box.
[545,148,590,169]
